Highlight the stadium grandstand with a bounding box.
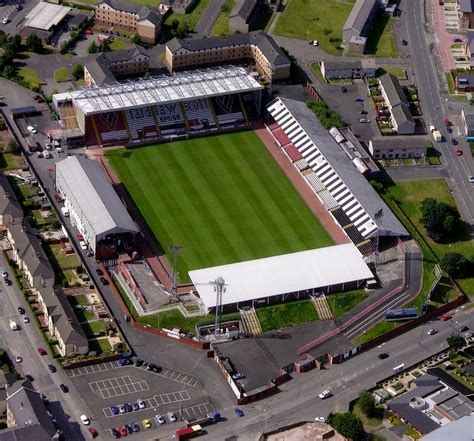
[266,97,408,255]
[52,66,263,147]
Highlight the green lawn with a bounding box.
[255,299,318,332]
[354,321,396,343]
[0,153,25,171]
[107,132,333,282]
[53,67,69,83]
[81,320,106,336]
[327,290,368,317]
[211,0,234,36]
[377,66,406,79]
[164,0,210,32]
[18,68,43,86]
[88,338,112,354]
[109,38,130,51]
[364,15,397,57]
[274,0,355,55]
[74,308,96,322]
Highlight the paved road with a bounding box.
[202,307,474,440]
[386,165,448,181]
[0,252,90,440]
[406,0,474,226]
[193,0,226,37]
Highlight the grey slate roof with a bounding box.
[0,176,23,225]
[277,97,408,237]
[391,104,415,125]
[379,72,409,108]
[85,45,149,86]
[459,0,474,12]
[230,0,259,21]
[323,60,364,70]
[166,31,290,67]
[5,386,57,440]
[96,0,160,24]
[56,156,138,238]
[370,136,429,151]
[343,0,377,34]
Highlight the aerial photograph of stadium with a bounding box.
[0,1,473,440]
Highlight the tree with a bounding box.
[131,33,142,45]
[420,198,460,242]
[71,64,84,81]
[177,20,189,38]
[328,412,364,441]
[7,138,18,152]
[26,34,42,53]
[440,252,468,278]
[99,41,111,52]
[8,34,22,54]
[2,65,17,79]
[358,390,375,418]
[88,41,98,53]
[447,333,465,351]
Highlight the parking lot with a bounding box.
[67,359,214,437]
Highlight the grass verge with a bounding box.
[327,290,368,317]
[53,67,69,83]
[256,299,318,332]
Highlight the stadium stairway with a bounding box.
[311,294,333,320]
[239,307,262,335]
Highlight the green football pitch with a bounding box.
[106,131,333,282]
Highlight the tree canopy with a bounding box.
[420,197,460,242]
[358,390,376,418]
[440,252,469,278]
[327,412,364,441]
[447,333,465,351]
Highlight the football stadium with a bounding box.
[52,62,408,311]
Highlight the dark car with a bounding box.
[447,127,453,133]
[48,364,57,373]
[378,352,389,360]
[125,424,133,434]
[111,406,119,416]
[15,4,22,10]
[100,277,109,285]
[5,279,12,286]
[135,358,144,367]
[147,363,161,373]
[401,39,408,46]
[18,307,25,314]
[359,110,368,115]
[234,408,244,417]
[124,403,133,413]
[25,374,34,382]
[132,402,139,411]
[96,268,104,276]
[37,347,47,355]
[59,384,69,393]
[132,422,140,432]
[452,138,458,145]
[341,86,347,93]
[111,428,120,439]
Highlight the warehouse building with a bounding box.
[190,244,374,312]
[55,156,138,257]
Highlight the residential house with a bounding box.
[463,30,474,68]
[228,0,263,33]
[84,45,150,87]
[455,73,474,92]
[165,31,291,82]
[95,0,161,43]
[462,108,474,139]
[159,0,198,14]
[342,0,380,53]
[368,136,428,159]
[320,59,376,80]
[458,0,474,30]
[0,176,23,227]
[378,73,416,134]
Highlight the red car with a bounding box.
[456,149,463,156]
[37,347,47,355]
[440,313,453,321]
[118,426,127,437]
[444,117,451,127]
[77,233,84,241]
[84,29,94,35]
[87,427,98,439]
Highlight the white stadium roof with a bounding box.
[189,244,373,309]
[57,66,263,116]
[25,2,71,31]
[56,156,138,240]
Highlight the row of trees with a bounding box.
[306,100,346,130]
[88,40,111,54]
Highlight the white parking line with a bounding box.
[90,376,149,399]
[134,363,201,387]
[69,360,121,377]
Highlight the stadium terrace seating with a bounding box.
[183,98,217,132]
[343,224,366,245]
[316,189,339,210]
[94,112,128,143]
[85,116,99,146]
[283,143,303,162]
[305,172,325,192]
[272,128,291,147]
[212,95,244,127]
[357,240,376,256]
[242,93,259,120]
[125,107,158,139]
[267,121,280,131]
[329,207,352,228]
[155,103,187,134]
[294,159,310,172]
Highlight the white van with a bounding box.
[60,206,69,217]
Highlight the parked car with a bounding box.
[312,40,319,46]
[15,355,22,363]
[37,347,47,355]
[234,408,244,417]
[469,176,474,183]
[137,399,146,409]
[359,118,370,123]
[111,406,119,416]
[5,279,12,286]
[59,384,69,393]
[427,328,437,335]
[156,414,165,425]
[125,424,133,434]
[315,416,326,423]
[454,37,463,43]
[440,313,453,321]
[119,405,126,414]
[456,148,463,156]
[457,325,469,333]
[96,268,104,276]
[135,358,144,367]
[452,138,458,145]
[79,241,87,250]
[15,4,22,11]
[355,97,364,102]
[80,415,90,425]
[318,390,331,399]
[143,419,152,429]
[168,412,177,422]
[111,428,120,439]
[401,39,408,46]
[26,126,37,134]
[359,110,368,115]
[25,374,34,382]
[232,372,245,380]
[118,426,127,437]
[2,271,8,278]
[132,422,140,432]
[124,403,132,413]
[48,364,57,373]
[87,427,98,438]
[378,353,389,359]
[341,86,347,93]
[100,277,109,286]
[132,402,139,411]
[18,306,25,314]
